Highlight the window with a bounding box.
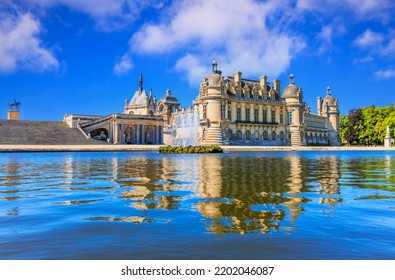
[280,131,285,140]
[246,130,251,140]
[228,106,231,120]
[221,104,226,119]
[246,108,250,122]
[280,111,283,124]
[237,130,242,140]
[254,109,259,122]
[288,111,292,124]
[236,108,241,121]
[263,131,269,140]
[228,129,233,139]
[254,131,259,140]
[263,109,267,123]
[271,110,276,123]
[203,105,207,119]
[272,131,276,140]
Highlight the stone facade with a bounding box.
[65,61,340,146]
[192,60,340,146]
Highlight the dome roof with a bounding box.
[282,73,300,98]
[323,86,336,106]
[282,84,299,98]
[159,88,179,104]
[207,71,222,87]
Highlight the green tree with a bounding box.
[344,108,363,145]
[339,114,349,144]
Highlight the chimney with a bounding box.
[234,71,242,86]
[259,75,267,89]
[7,110,20,120]
[273,79,281,93]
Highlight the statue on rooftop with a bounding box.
[8,99,21,111]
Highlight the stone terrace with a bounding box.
[0,120,106,145]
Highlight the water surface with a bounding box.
[1,151,394,259]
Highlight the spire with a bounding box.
[289,73,295,84]
[326,86,331,95]
[138,69,143,91]
[212,58,218,72]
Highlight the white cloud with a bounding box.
[23,0,164,31]
[316,21,346,54]
[113,54,133,74]
[374,69,395,79]
[0,12,59,73]
[296,0,393,20]
[128,0,305,85]
[353,56,374,64]
[353,29,384,48]
[353,29,395,58]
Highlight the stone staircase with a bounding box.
[0,120,106,145]
[202,124,224,145]
[290,129,304,146]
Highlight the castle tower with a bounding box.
[194,59,229,145]
[321,86,341,146]
[282,74,306,146]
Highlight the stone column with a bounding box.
[141,125,145,144]
[136,124,140,144]
[113,121,118,144]
[120,124,125,144]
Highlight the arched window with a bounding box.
[236,130,242,140]
[254,130,259,140]
[246,130,251,140]
[228,129,234,140]
[272,131,276,140]
[263,131,269,140]
[280,131,285,140]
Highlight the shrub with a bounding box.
[158,145,223,154]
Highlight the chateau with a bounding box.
[64,60,341,146]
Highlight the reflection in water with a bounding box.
[1,151,395,259]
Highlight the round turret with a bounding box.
[323,86,336,106]
[282,73,300,98]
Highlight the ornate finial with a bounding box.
[166,88,171,96]
[212,58,218,72]
[149,88,153,97]
[289,73,295,84]
[138,69,143,90]
[327,86,331,95]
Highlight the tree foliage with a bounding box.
[340,105,395,145]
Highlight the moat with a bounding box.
[1,151,395,259]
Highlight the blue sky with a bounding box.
[1,0,395,121]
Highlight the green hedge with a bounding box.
[159,145,223,154]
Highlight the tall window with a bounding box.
[272,131,276,140]
[288,111,292,124]
[263,131,268,140]
[280,111,284,124]
[254,109,259,122]
[203,105,207,119]
[228,106,231,120]
[237,130,242,140]
[263,109,267,123]
[271,110,276,123]
[246,108,250,122]
[220,104,226,119]
[236,108,241,121]
[246,130,251,140]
